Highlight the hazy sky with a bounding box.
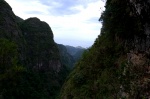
[5,0,105,48]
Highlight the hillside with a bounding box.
[60,0,150,99]
[0,0,69,98]
[65,45,86,63]
[20,17,61,71]
[57,44,75,69]
[0,0,26,64]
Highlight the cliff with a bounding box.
[57,44,75,69]
[0,0,69,98]
[65,45,85,63]
[0,0,22,40]
[60,0,150,99]
[20,17,61,72]
[0,0,26,63]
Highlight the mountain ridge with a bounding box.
[0,0,70,98]
[60,0,150,98]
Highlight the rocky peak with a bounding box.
[21,17,53,38]
[20,17,61,72]
[0,0,23,41]
[0,1,69,98]
[0,0,26,64]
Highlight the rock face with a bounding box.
[57,44,75,69]
[0,0,23,42]
[20,17,61,72]
[65,45,85,63]
[0,0,63,72]
[0,0,69,98]
[128,0,150,52]
[60,0,150,99]
[0,0,26,64]
[57,44,85,69]
[123,1,150,98]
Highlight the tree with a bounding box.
[0,38,24,98]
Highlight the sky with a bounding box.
[5,0,105,48]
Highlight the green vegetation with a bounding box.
[0,38,25,99]
[0,0,70,98]
[1,0,150,98]
[57,44,75,69]
[58,44,86,69]
[60,0,150,99]
[20,17,60,70]
[65,45,86,65]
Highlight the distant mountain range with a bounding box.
[57,44,86,69]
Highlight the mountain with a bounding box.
[60,0,150,99]
[57,45,86,69]
[20,17,61,72]
[0,0,69,98]
[65,45,85,55]
[15,15,24,23]
[57,44,75,69]
[0,0,22,40]
[65,45,86,62]
[0,0,26,64]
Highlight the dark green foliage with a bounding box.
[65,45,79,55]
[0,1,70,98]
[60,0,150,99]
[20,17,60,70]
[65,45,85,56]
[65,45,86,65]
[57,44,86,69]
[73,48,85,62]
[61,38,122,98]
[0,0,27,66]
[15,16,24,23]
[99,0,142,40]
[0,39,18,71]
[57,44,75,69]
[17,17,69,99]
[0,38,25,99]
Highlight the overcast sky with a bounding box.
[5,0,105,48]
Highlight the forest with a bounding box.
[1,0,150,99]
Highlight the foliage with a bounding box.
[60,0,149,99]
[20,17,60,70]
[0,1,70,98]
[65,45,86,66]
[17,17,70,99]
[0,38,25,98]
[57,44,75,69]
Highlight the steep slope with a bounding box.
[57,44,75,69]
[65,45,86,63]
[73,48,85,61]
[0,0,22,40]
[0,0,69,98]
[65,45,79,55]
[20,17,61,72]
[18,17,69,98]
[15,16,24,23]
[60,0,150,99]
[0,0,26,64]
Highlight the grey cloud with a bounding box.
[38,0,99,16]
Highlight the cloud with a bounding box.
[37,0,80,15]
[25,11,44,14]
[38,0,100,16]
[5,0,105,47]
